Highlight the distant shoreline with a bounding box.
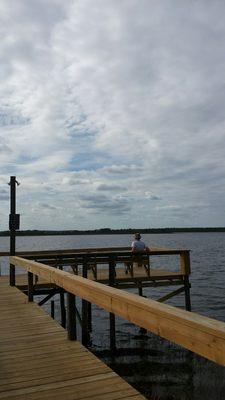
[1,228,225,236]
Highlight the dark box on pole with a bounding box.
[9,214,20,230]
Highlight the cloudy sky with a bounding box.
[1,0,225,230]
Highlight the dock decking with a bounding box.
[0,275,146,400]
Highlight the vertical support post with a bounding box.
[180,251,191,275]
[180,251,191,311]
[51,300,55,319]
[109,255,116,352]
[67,292,77,340]
[60,291,66,328]
[28,271,34,302]
[88,302,92,333]
[184,276,191,311]
[58,264,66,328]
[138,283,143,297]
[9,176,16,286]
[82,255,90,346]
[138,282,147,334]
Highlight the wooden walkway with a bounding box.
[0,276,146,400]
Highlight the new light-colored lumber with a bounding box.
[0,276,145,400]
[10,255,225,366]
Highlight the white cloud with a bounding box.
[1,0,225,229]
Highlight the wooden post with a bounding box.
[109,255,116,352]
[60,292,66,328]
[184,276,191,311]
[138,283,143,297]
[180,251,191,311]
[88,301,92,333]
[51,300,55,319]
[28,271,34,302]
[82,255,90,346]
[67,292,77,340]
[138,282,147,334]
[180,251,191,275]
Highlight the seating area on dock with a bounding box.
[2,245,192,310]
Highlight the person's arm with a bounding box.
[131,241,138,252]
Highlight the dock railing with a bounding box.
[1,246,191,275]
[4,247,192,311]
[10,255,225,367]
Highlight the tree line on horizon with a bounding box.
[0,227,225,236]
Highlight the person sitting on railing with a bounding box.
[131,233,150,253]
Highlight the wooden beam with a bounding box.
[180,251,191,275]
[157,286,185,303]
[1,246,190,257]
[10,256,225,366]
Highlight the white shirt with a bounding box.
[131,240,146,251]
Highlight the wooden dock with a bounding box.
[2,252,225,400]
[3,246,191,310]
[0,275,146,400]
[9,255,225,366]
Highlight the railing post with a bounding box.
[88,301,92,333]
[28,271,34,302]
[67,292,77,340]
[180,251,191,275]
[60,291,66,328]
[180,251,191,311]
[51,300,55,319]
[58,264,66,328]
[109,254,116,352]
[82,255,90,346]
[138,282,147,334]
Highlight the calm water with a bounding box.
[1,232,225,399]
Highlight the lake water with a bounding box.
[1,232,225,399]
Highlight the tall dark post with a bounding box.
[82,255,90,346]
[138,283,147,334]
[28,272,34,302]
[9,176,19,286]
[184,276,191,311]
[51,300,55,319]
[60,292,66,328]
[67,292,77,340]
[109,255,116,352]
[180,251,191,312]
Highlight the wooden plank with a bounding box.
[0,245,189,257]
[0,365,112,392]
[10,255,225,366]
[0,277,145,400]
[0,377,141,400]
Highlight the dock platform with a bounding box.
[0,275,145,400]
[6,246,191,309]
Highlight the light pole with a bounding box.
[8,176,20,286]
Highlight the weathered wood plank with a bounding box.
[0,378,142,400]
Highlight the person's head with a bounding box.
[134,232,141,240]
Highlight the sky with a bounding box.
[1,0,225,230]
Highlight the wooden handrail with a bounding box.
[3,246,191,277]
[0,246,190,257]
[11,256,218,366]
